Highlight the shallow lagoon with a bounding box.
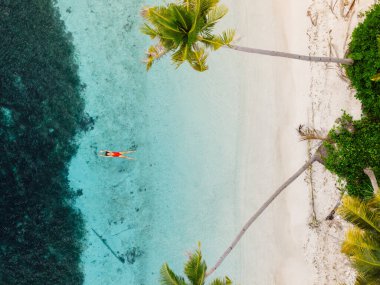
[58,0,243,284]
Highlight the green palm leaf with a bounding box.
[187,46,208,71]
[171,5,192,31]
[204,5,228,29]
[368,193,380,211]
[172,44,189,67]
[342,228,380,255]
[184,248,207,285]
[198,35,224,50]
[218,29,235,46]
[339,193,380,284]
[209,277,232,285]
[160,263,187,285]
[144,44,168,71]
[141,23,158,39]
[338,195,380,233]
[201,29,235,50]
[159,246,232,285]
[350,253,380,283]
[199,0,220,17]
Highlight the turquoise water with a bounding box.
[57,0,245,284]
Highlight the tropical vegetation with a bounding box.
[345,4,380,118]
[141,0,235,71]
[338,175,380,284]
[140,0,352,72]
[324,114,380,199]
[160,244,232,285]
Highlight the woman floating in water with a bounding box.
[98,150,136,160]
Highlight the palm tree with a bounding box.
[338,177,380,285]
[160,244,232,285]
[140,0,353,72]
[206,144,326,276]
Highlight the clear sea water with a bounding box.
[58,0,244,284]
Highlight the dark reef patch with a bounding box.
[0,0,86,284]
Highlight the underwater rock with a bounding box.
[125,247,143,264]
[79,112,96,132]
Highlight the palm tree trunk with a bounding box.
[206,150,324,277]
[364,168,379,194]
[229,45,354,65]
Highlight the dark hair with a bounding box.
[105,151,111,156]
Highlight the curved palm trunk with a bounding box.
[206,150,324,277]
[229,45,354,65]
[364,168,379,194]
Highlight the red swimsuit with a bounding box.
[111,152,121,157]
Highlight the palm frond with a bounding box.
[339,191,380,284]
[297,125,329,142]
[342,228,380,256]
[144,44,168,71]
[338,195,380,233]
[198,35,225,50]
[187,46,208,71]
[209,276,232,285]
[160,263,187,285]
[147,6,184,34]
[218,29,235,47]
[182,0,191,11]
[350,253,380,282]
[184,246,207,285]
[141,6,151,19]
[355,274,380,285]
[170,5,192,31]
[160,38,179,51]
[204,5,228,29]
[141,23,159,39]
[171,44,189,67]
[199,0,220,17]
[368,193,380,211]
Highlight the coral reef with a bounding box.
[0,1,87,284]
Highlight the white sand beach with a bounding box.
[58,0,372,284]
[234,0,370,284]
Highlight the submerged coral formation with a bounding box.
[0,1,87,284]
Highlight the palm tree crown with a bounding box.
[160,245,232,285]
[141,0,235,72]
[338,192,380,284]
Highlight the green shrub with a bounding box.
[346,4,380,118]
[324,113,380,198]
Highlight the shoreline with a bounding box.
[234,0,314,282]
